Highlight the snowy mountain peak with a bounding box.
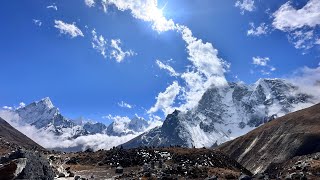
[38,97,55,109]
[122,78,316,149]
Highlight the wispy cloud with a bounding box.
[54,20,84,38]
[118,101,133,109]
[252,56,276,75]
[85,0,230,116]
[110,39,136,63]
[235,0,255,14]
[91,29,107,58]
[247,22,270,36]
[84,0,95,8]
[33,19,42,27]
[47,4,58,11]
[156,60,180,77]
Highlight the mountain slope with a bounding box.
[123,79,315,149]
[217,103,320,174]
[0,117,44,155]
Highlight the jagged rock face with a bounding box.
[123,79,316,149]
[15,97,78,136]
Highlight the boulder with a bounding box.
[0,149,54,180]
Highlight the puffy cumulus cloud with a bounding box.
[118,101,133,109]
[100,0,176,32]
[85,0,95,7]
[272,0,320,31]
[54,20,84,38]
[156,60,180,77]
[247,22,270,36]
[252,56,270,66]
[148,81,181,116]
[272,0,320,51]
[110,39,136,62]
[175,25,229,110]
[91,29,108,58]
[235,0,255,14]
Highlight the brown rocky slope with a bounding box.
[0,117,45,155]
[218,103,320,174]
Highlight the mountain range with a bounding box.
[0,78,317,151]
[123,78,316,148]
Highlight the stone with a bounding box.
[115,166,124,174]
[69,172,75,177]
[58,173,66,177]
[205,175,218,180]
[239,174,252,180]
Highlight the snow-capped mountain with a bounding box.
[106,116,149,136]
[122,78,316,148]
[15,97,83,136]
[13,97,156,141]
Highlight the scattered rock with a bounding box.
[239,174,252,180]
[115,166,124,174]
[58,173,66,177]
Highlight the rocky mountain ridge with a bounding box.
[218,103,320,174]
[123,78,316,149]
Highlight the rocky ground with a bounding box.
[48,147,252,179]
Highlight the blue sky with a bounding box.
[0,0,319,124]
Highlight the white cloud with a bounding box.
[47,4,58,11]
[288,30,315,50]
[156,60,179,77]
[54,20,84,38]
[84,0,95,7]
[252,56,276,75]
[175,25,229,111]
[33,19,42,27]
[110,39,136,62]
[272,0,320,31]
[247,22,269,36]
[252,56,270,66]
[17,102,26,109]
[235,0,255,14]
[118,101,133,109]
[0,110,159,151]
[91,29,107,58]
[87,1,229,115]
[100,0,176,32]
[272,0,320,51]
[286,66,320,101]
[2,106,13,110]
[148,81,181,116]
